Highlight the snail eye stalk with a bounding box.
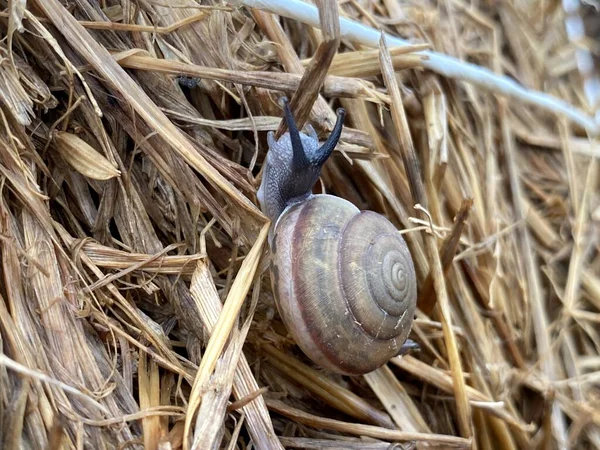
[282,97,309,169]
[312,108,345,167]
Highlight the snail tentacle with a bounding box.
[312,108,346,166]
[281,97,310,169]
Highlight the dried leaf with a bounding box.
[53,131,121,180]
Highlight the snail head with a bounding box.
[257,97,346,222]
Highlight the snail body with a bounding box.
[258,99,417,375]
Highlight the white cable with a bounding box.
[229,0,600,135]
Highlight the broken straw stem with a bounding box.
[230,0,599,135]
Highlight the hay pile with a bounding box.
[0,0,598,449]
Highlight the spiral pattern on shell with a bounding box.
[271,195,417,375]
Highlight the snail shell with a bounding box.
[271,195,416,375]
[259,98,417,375]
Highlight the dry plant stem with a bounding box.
[0,353,109,415]
[22,10,101,119]
[116,53,377,101]
[0,49,34,125]
[262,344,394,428]
[183,223,269,450]
[33,0,265,228]
[559,121,580,217]
[460,261,526,370]
[139,352,162,449]
[266,399,472,448]
[301,45,427,78]
[522,197,562,250]
[363,366,431,432]
[231,0,600,134]
[160,422,184,449]
[275,0,340,138]
[161,110,375,155]
[278,437,401,449]
[91,314,193,382]
[227,412,246,450]
[378,35,472,440]
[391,356,533,433]
[73,11,210,34]
[512,123,600,158]
[65,239,202,276]
[0,10,223,34]
[418,198,473,315]
[227,387,268,412]
[46,418,66,450]
[560,156,599,447]
[82,244,188,293]
[251,9,304,71]
[0,234,53,446]
[498,100,567,447]
[563,157,597,314]
[68,408,186,427]
[191,329,239,449]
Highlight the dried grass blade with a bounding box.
[53,131,120,180]
[66,239,202,276]
[0,57,34,125]
[116,53,377,101]
[192,276,260,450]
[266,399,472,448]
[302,45,428,78]
[81,244,187,293]
[418,198,472,315]
[364,366,431,432]
[263,344,394,428]
[251,8,343,137]
[139,352,162,450]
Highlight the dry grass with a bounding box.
[0,0,598,449]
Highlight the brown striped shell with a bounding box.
[270,194,417,375]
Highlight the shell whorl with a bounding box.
[271,195,417,375]
[339,211,416,341]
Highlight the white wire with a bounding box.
[229,0,600,135]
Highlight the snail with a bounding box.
[257,98,417,375]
